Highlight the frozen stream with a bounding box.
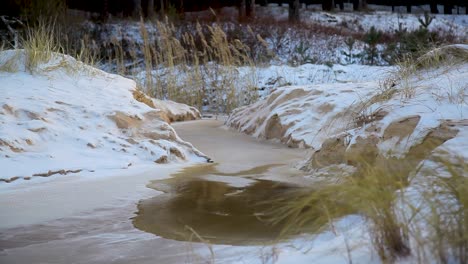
[2,119,350,264]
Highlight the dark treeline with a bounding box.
[1,0,466,19]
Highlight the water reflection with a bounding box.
[133,165,307,246]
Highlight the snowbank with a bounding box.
[227,45,468,169]
[227,63,394,148]
[228,81,379,148]
[0,50,208,184]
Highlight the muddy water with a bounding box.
[133,164,308,245]
[132,120,314,245]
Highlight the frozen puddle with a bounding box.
[133,164,309,245]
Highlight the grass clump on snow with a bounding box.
[0,49,21,72]
[268,154,468,263]
[22,19,62,73]
[268,158,412,262]
[0,18,99,74]
[138,18,259,114]
[406,158,468,264]
[1,17,259,114]
[414,44,468,70]
[353,44,468,125]
[0,18,62,73]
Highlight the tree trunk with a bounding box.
[159,0,165,16]
[239,0,246,21]
[323,0,334,11]
[338,0,344,11]
[359,0,367,10]
[430,1,438,14]
[178,0,184,16]
[133,0,142,17]
[288,0,300,23]
[101,0,109,21]
[443,4,452,14]
[249,0,256,19]
[352,0,359,11]
[360,0,367,10]
[406,5,411,13]
[147,0,155,18]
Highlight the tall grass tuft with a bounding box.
[22,18,62,72]
[267,157,423,262]
[267,149,468,263]
[408,159,468,264]
[12,18,99,73]
[138,18,258,114]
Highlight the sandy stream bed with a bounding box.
[0,119,317,264]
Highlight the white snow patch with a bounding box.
[0,50,207,184]
[228,45,468,160]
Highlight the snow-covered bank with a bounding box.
[0,50,208,184]
[225,45,468,263]
[227,45,468,166]
[0,120,374,264]
[227,63,395,149]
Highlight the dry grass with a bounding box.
[0,17,100,74]
[184,225,216,264]
[137,18,259,114]
[396,45,468,101]
[22,19,62,72]
[268,158,412,262]
[407,159,468,264]
[1,17,260,113]
[415,45,468,70]
[0,49,21,72]
[267,149,468,263]
[353,44,468,128]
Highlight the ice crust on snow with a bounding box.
[0,50,207,183]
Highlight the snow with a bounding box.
[256,4,467,33]
[0,50,208,184]
[185,215,376,264]
[227,45,468,161]
[135,62,394,113]
[306,11,467,33]
[362,54,468,157]
[223,45,468,263]
[227,80,384,149]
[0,6,467,262]
[245,63,394,96]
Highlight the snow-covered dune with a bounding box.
[227,45,468,170]
[0,50,208,184]
[228,81,379,148]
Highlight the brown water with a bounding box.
[133,164,308,246]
